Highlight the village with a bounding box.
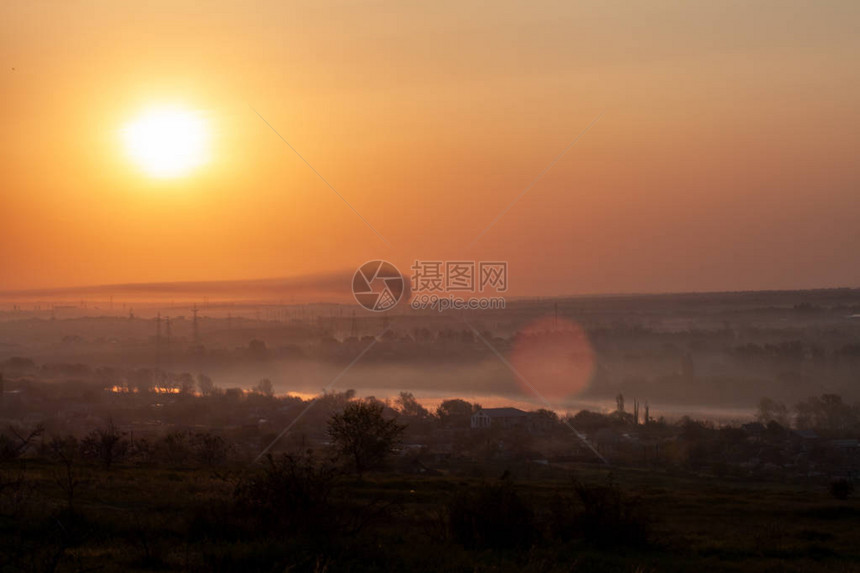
[2,368,858,493]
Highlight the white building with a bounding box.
[471,407,530,429]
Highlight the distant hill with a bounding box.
[0,272,354,304]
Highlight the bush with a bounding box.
[233,453,339,537]
[158,431,190,466]
[79,422,127,469]
[0,424,44,462]
[570,478,651,549]
[447,480,535,550]
[192,432,229,467]
[829,479,855,500]
[547,477,652,549]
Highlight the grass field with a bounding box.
[2,459,859,572]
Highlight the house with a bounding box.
[790,429,819,452]
[470,407,529,429]
[830,439,860,453]
[792,429,819,441]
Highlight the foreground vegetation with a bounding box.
[2,450,860,572]
[0,393,858,571]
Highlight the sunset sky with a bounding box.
[2,0,859,296]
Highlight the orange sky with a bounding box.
[1,0,859,296]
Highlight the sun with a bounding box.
[122,107,210,178]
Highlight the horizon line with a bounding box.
[1,274,858,305]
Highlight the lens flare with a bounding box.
[509,316,595,401]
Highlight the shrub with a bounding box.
[447,480,535,550]
[0,424,44,462]
[571,478,651,549]
[158,431,190,466]
[79,421,127,469]
[829,478,855,500]
[233,453,339,537]
[192,432,229,467]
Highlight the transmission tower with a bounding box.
[155,313,162,370]
[192,305,200,347]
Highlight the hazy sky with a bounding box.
[2,0,859,295]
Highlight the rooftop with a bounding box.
[476,407,529,418]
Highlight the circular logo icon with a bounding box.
[352,260,405,312]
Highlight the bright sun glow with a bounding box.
[122,107,210,178]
